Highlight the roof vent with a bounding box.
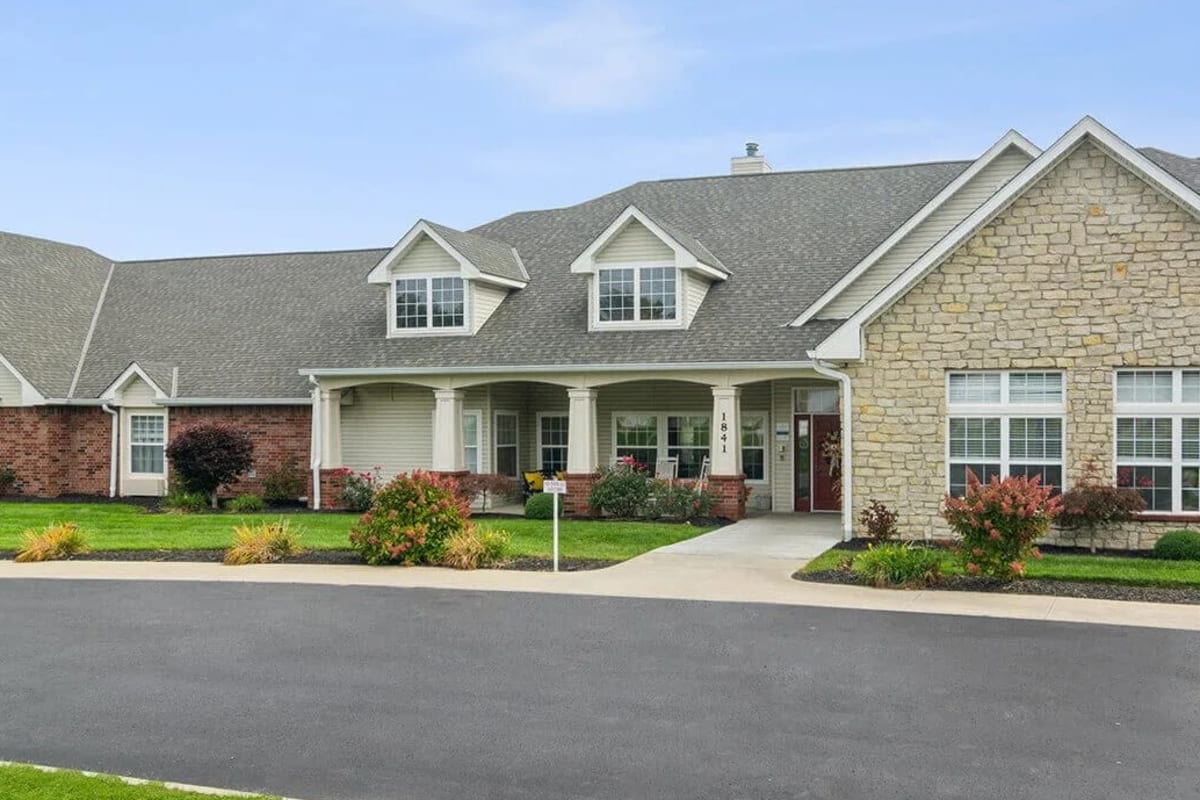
[731,142,771,175]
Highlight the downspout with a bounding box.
[101,404,118,498]
[308,375,322,510]
[811,359,853,542]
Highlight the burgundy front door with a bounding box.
[810,414,841,512]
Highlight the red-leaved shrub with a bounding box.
[348,470,472,565]
[941,471,1062,581]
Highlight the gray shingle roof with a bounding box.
[421,220,529,283]
[629,206,728,273]
[0,231,112,396]
[67,160,970,398]
[1141,147,1200,194]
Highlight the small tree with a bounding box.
[1059,461,1145,552]
[942,471,1062,581]
[457,472,521,511]
[166,424,254,509]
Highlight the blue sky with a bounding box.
[1,0,1196,260]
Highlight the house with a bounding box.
[2,116,1199,549]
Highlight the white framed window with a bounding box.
[667,415,710,478]
[946,372,1065,497]
[494,411,519,478]
[537,414,568,474]
[614,414,659,467]
[391,275,467,334]
[1114,369,1200,513]
[741,414,768,483]
[129,413,166,475]
[463,410,482,473]
[596,264,679,325]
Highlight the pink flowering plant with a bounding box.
[336,466,381,512]
[348,470,472,565]
[941,471,1062,581]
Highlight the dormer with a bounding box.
[569,205,727,331]
[367,220,528,337]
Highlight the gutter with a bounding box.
[308,376,321,511]
[810,358,853,542]
[154,398,310,407]
[299,360,816,378]
[101,404,118,498]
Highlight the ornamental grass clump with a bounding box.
[349,470,471,565]
[14,522,89,562]
[440,527,512,570]
[852,543,943,588]
[942,471,1062,581]
[223,520,305,565]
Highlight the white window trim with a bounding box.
[1113,369,1200,515]
[388,274,471,337]
[945,372,1067,494]
[593,262,683,330]
[463,409,483,474]
[611,411,768,482]
[493,410,520,478]
[128,411,168,477]
[741,412,769,485]
[536,412,569,475]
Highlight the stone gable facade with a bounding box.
[846,141,1200,548]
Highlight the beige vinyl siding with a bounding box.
[341,384,434,477]
[393,235,459,275]
[818,146,1033,319]
[119,377,159,406]
[596,220,673,264]
[770,379,796,511]
[0,361,23,406]
[683,271,711,327]
[472,282,509,333]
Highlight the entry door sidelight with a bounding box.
[793,415,811,511]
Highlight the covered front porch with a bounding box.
[304,365,848,526]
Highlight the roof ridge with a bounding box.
[118,246,389,265]
[0,229,110,260]
[635,158,976,187]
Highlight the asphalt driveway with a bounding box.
[1,579,1197,800]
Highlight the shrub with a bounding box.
[643,480,714,521]
[458,472,521,510]
[14,522,88,563]
[227,493,267,513]
[223,520,305,565]
[0,465,17,496]
[1153,530,1200,561]
[440,527,512,570]
[261,457,306,504]
[161,488,208,514]
[166,424,254,509]
[852,543,943,588]
[336,467,380,513]
[1058,461,1145,552]
[348,470,471,565]
[524,492,556,519]
[588,462,651,517]
[942,472,1061,581]
[858,500,900,543]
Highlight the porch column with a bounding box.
[312,387,344,510]
[564,388,600,515]
[709,386,747,520]
[319,389,342,468]
[431,389,465,473]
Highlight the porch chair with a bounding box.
[693,456,711,493]
[654,457,678,481]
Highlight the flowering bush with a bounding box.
[336,466,381,512]
[588,461,652,518]
[348,470,471,565]
[942,471,1062,581]
[858,499,900,543]
[643,480,714,521]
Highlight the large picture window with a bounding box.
[614,412,764,480]
[129,413,166,475]
[946,372,1065,497]
[1115,369,1200,513]
[597,265,678,324]
[539,415,568,474]
[393,276,466,332]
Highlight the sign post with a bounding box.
[542,479,567,573]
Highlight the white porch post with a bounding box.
[319,389,342,468]
[566,388,599,473]
[432,389,465,472]
[710,387,742,475]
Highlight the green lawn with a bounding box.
[800,544,1200,588]
[0,502,713,562]
[0,763,276,800]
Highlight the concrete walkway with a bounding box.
[2,548,1197,632]
[655,512,842,558]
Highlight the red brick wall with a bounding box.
[0,407,111,497]
[169,406,311,499]
[707,474,748,521]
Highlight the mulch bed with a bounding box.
[0,548,617,572]
[797,568,1200,605]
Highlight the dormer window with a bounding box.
[597,265,678,324]
[394,276,466,332]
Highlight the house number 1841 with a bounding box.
[720,411,728,454]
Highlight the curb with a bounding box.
[0,760,307,799]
